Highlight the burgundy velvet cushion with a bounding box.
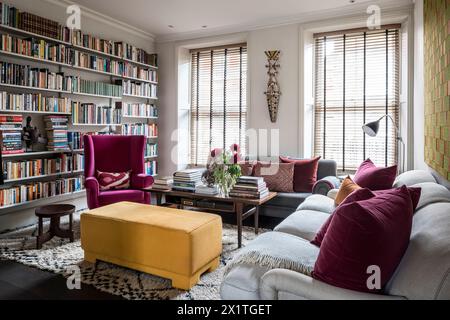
[353,159,397,191]
[311,188,376,247]
[279,156,321,192]
[312,186,415,293]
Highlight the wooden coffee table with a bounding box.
[142,188,277,248]
[35,204,75,249]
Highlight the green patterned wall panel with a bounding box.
[424,0,450,181]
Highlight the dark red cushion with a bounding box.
[312,186,415,293]
[353,159,397,191]
[310,188,376,247]
[279,156,321,192]
[311,187,421,248]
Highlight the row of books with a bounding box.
[0,2,158,67]
[3,154,84,180]
[1,34,71,64]
[0,113,23,154]
[0,3,61,39]
[72,78,122,97]
[172,168,205,192]
[44,115,69,151]
[122,80,157,98]
[1,34,158,83]
[145,142,158,157]
[0,91,71,113]
[71,102,121,125]
[144,160,157,176]
[230,176,269,199]
[0,177,84,207]
[152,176,173,191]
[0,61,74,91]
[119,103,158,118]
[122,123,158,137]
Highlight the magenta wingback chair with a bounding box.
[84,135,154,209]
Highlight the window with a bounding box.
[314,26,400,172]
[190,44,247,165]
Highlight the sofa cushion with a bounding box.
[274,210,330,241]
[296,195,335,214]
[335,177,361,205]
[99,190,145,206]
[267,192,312,209]
[411,182,450,211]
[313,186,414,293]
[280,156,321,193]
[311,188,377,247]
[353,159,397,191]
[97,170,131,191]
[220,264,270,300]
[385,202,450,299]
[254,163,294,193]
[393,170,436,188]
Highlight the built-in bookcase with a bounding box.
[0,2,158,211]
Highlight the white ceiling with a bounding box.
[71,0,406,40]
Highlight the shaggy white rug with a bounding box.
[0,213,262,300]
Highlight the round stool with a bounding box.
[35,204,75,249]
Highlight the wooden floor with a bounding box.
[0,214,282,300]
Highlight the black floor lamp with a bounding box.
[362,115,405,174]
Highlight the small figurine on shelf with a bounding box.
[22,116,46,152]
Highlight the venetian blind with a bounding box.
[190,44,247,165]
[314,26,400,172]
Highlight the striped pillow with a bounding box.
[97,170,131,191]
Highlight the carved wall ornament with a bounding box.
[264,50,281,123]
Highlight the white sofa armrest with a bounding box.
[260,269,405,300]
[327,189,339,200]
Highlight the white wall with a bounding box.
[0,0,155,231]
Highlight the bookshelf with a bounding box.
[0,2,159,211]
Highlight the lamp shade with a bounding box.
[362,120,380,137]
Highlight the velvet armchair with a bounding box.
[83,135,154,209]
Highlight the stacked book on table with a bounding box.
[172,169,204,192]
[230,176,269,199]
[44,115,69,151]
[152,176,173,191]
[195,185,218,195]
[0,114,23,155]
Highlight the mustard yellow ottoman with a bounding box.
[80,202,222,290]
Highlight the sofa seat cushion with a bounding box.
[274,210,330,241]
[267,192,312,208]
[98,190,145,206]
[297,195,336,214]
[393,170,436,188]
[221,231,319,300]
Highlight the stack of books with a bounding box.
[44,115,69,151]
[230,176,269,199]
[172,169,204,192]
[152,177,173,191]
[0,114,23,155]
[195,185,219,195]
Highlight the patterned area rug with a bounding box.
[0,213,263,300]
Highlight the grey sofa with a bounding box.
[221,170,450,300]
[260,159,338,219]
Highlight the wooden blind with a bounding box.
[190,45,247,165]
[314,28,400,172]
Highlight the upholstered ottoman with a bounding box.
[80,202,222,290]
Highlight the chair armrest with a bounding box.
[312,176,340,196]
[84,177,100,209]
[260,269,405,300]
[132,174,154,189]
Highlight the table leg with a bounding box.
[255,206,259,235]
[156,194,162,206]
[69,213,74,242]
[236,203,243,248]
[37,217,43,249]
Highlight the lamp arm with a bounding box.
[378,114,403,143]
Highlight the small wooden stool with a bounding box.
[35,204,76,249]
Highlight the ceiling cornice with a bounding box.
[42,0,156,41]
[156,0,414,43]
